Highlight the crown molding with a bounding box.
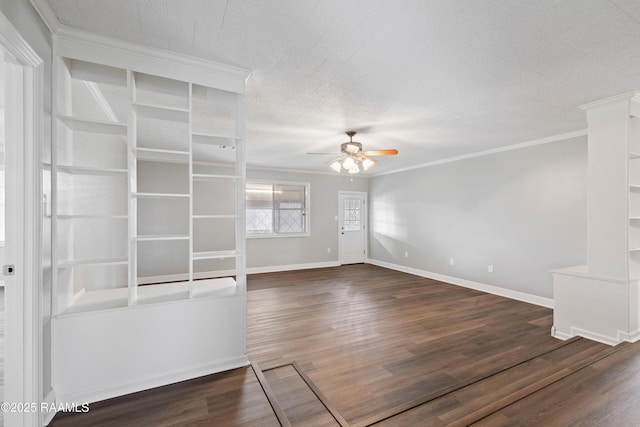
[52,24,250,91]
[29,0,60,35]
[579,90,640,111]
[372,129,587,177]
[0,8,43,66]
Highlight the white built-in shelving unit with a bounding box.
[552,92,640,346]
[52,35,249,405]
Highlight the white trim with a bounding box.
[28,0,60,34]
[579,90,640,111]
[247,261,339,275]
[53,25,249,93]
[56,355,249,406]
[41,390,57,426]
[372,129,588,177]
[367,258,554,309]
[0,10,44,427]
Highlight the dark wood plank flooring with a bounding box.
[50,264,632,426]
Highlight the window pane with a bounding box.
[246,182,308,235]
[246,183,273,234]
[343,198,361,231]
[274,185,305,233]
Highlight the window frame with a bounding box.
[245,180,311,238]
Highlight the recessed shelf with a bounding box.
[192,132,239,147]
[57,165,128,175]
[192,214,239,219]
[133,102,189,122]
[58,257,128,268]
[58,115,127,136]
[57,214,127,219]
[192,173,241,181]
[133,147,189,163]
[133,234,190,241]
[132,192,190,198]
[192,250,239,260]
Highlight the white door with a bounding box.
[339,192,367,265]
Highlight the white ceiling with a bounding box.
[41,0,640,174]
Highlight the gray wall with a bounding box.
[368,136,587,299]
[247,168,369,269]
[0,0,54,402]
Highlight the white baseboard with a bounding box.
[366,258,554,309]
[247,261,340,275]
[42,389,56,426]
[56,355,249,406]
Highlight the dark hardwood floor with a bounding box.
[50,264,639,426]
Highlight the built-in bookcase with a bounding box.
[53,38,249,405]
[53,57,246,314]
[629,114,640,278]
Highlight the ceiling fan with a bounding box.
[309,131,398,174]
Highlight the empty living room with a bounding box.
[3,1,640,426]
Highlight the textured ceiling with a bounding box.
[42,0,640,174]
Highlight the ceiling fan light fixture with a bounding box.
[329,159,342,173]
[347,164,360,174]
[361,157,376,171]
[342,156,356,170]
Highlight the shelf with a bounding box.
[57,214,127,219]
[192,173,241,181]
[630,248,640,252]
[132,192,190,198]
[57,165,128,175]
[192,132,239,147]
[133,147,189,163]
[631,185,640,191]
[58,115,127,136]
[133,102,189,122]
[58,257,128,268]
[60,287,129,315]
[192,214,239,219]
[192,250,239,260]
[133,234,190,241]
[631,152,640,159]
[631,217,640,222]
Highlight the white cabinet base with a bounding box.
[54,293,247,405]
[552,265,640,345]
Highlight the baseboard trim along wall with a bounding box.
[57,355,249,406]
[367,258,554,309]
[247,261,340,275]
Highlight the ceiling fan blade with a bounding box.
[364,149,398,156]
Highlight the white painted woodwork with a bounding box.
[339,192,367,265]
[553,92,640,345]
[51,33,249,405]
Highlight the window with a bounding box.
[246,181,309,237]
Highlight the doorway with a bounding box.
[0,10,43,427]
[338,192,367,265]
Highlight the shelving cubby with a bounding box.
[53,57,129,314]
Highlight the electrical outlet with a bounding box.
[327,248,331,254]
[488,265,493,273]
[404,251,409,258]
[449,258,454,266]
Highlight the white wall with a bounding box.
[247,168,369,270]
[368,136,587,300]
